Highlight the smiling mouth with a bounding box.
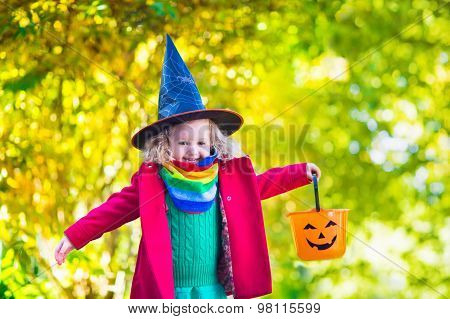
[306,235,337,250]
[182,158,200,162]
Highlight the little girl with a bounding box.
[54,34,321,299]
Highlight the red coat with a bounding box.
[64,155,310,298]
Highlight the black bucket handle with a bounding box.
[312,173,320,212]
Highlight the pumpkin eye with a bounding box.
[325,221,336,227]
[304,223,316,230]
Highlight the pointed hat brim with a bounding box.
[131,108,243,150]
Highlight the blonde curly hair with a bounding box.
[141,119,245,164]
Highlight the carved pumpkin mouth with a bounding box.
[306,235,337,250]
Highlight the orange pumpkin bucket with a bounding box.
[287,174,350,261]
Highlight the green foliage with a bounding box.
[0,0,448,298]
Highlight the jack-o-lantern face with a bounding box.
[304,220,337,250]
[287,209,349,261]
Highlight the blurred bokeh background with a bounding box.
[0,0,449,298]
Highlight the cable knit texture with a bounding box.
[166,191,222,288]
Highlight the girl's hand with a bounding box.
[306,163,321,182]
[54,235,75,265]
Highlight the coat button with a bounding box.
[227,196,232,201]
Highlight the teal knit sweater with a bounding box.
[165,191,222,287]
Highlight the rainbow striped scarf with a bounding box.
[159,149,219,214]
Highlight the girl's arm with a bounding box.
[256,162,319,200]
[63,171,140,250]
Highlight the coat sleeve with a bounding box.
[64,171,140,250]
[256,162,311,200]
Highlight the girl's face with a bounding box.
[168,119,211,163]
